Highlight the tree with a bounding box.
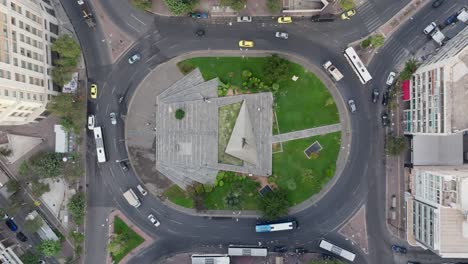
[70,231,84,256]
[30,153,62,178]
[263,54,291,85]
[51,35,81,67]
[31,180,50,197]
[266,0,281,12]
[47,93,85,134]
[130,0,152,10]
[20,250,41,264]
[5,180,20,193]
[386,135,407,156]
[18,161,30,177]
[220,0,246,11]
[38,239,62,257]
[400,58,420,80]
[68,192,86,225]
[24,217,44,233]
[163,0,196,15]
[175,109,185,120]
[51,66,74,87]
[224,191,241,209]
[259,189,290,220]
[187,182,206,211]
[0,147,12,157]
[339,0,355,10]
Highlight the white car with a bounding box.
[128,53,141,64]
[87,115,95,130]
[237,16,252,22]
[110,112,117,125]
[386,72,396,86]
[137,184,147,196]
[348,99,356,113]
[275,32,289,39]
[423,22,437,35]
[148,214,160,227]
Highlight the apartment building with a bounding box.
[403,26,468,135]
[407,166,468,258]
[0,0,59,125]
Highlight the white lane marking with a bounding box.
[111,86,116,95]
[129,71,138,82]
[169,219,183,225]
[105,104,109,114]
[131,14,146,25]
[113,138,118,150]
[151,208,161,215]
[146,54,157,63]
[109,167,116,179]
[126,22,141,33]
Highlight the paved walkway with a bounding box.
[272,123,341,143]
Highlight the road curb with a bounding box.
[126,49,352,218]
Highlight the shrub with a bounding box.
[163,0,197,15]
[31,180,50,197]
[175,109,185,120]
[259,189,289,220]
[130,0,152,10]
[178,61,196,74]
[266,0,282,13]
[386,135,407,156]
[68,192,86,225]
[339,0,355,10]
[5,180,20,193]
[0,147,12,156]
[220,0,246,11]
[361,38,371,48]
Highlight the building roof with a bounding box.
[54,125,68,153]
[439,207,468,258]
[412,134,463,165]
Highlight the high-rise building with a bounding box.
[0,240,23,264]
[403,26,468,135]
[408,166,468,258]
[0,0,59,125]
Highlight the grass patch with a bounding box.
[361,34,385,49]
[130,0,152,10]
[163,185,194,208]
[218,102,243,165]
[339,0,355,10]
[271,132,341,205]
[110,217,145,263]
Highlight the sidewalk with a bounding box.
[125,50,352,217]
[377,0,427,38]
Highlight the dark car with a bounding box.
[195,29,205,37]
[295,247,307,253]
[445,14,458,25]
[381,112,390,127]
[391,245,407,254]
[189,12,209,19]
[432,0,445,8]
[120,161,129,171]
[311,14,335,22]
[382,91,389,106]
[372,88,379,103]
[5,219,18,231]
[16,232,28,242]
[273,245,288,253]
[407,262,421,264]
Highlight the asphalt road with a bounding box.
[58,0,468,263]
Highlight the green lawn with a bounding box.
[111,217,145,263]
[163,185,194,208]
[271,132,341,205]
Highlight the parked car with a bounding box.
[137,184,148,196]
[90,84,97,99]
[381,112,390,127]
[372,88,379,103]
[5,219,17,231]
[432,0,445,8]
[275,32,289,39]
[386,71,396,86]
[347,99,356,113]
[16,232,28,242]
[148,214,160,227]
[423,22,437,35]
[128,53,141,64]
[391,245,407,254]
[341,9,356,20]
[120,161,129,171]
[295,247,307,253]
[110,112,117,125]
[87,115,95,130]
[407,262,421,264]
[273,245,288,253]
[382,91,389,106]
[444,14,458,25]
[189,12,209,19]
[195,29,205,37]
[239,40,254,48]
[311,14,335,22]
[277,16,292,23]
[237,16,252,22]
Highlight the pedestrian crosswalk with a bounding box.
[383,37,411,65]
[357,1,383,33]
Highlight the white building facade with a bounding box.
[403,27,468,135]
[0,241,23,264]
[0,0,59,125]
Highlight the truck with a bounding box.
[77,0,96,28]
[323,61,344,81]
[431,29,446,46]
[123,189,141,208]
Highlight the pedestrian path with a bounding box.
[357,1,383,33]
[272,123,341,143]
[382,37,410,65]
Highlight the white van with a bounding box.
[87,115,95,130]
[137,184,147,196]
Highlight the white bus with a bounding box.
[255,220,297,233]
[319,239,356,262]
[228,245,268,257]
[93,126,107,163]
[344,47,372,84]
[191,254,230,264]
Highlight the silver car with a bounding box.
[237,16,252,22]
[110,112,117,125]
[275,32,289,39]
[128,53,141,64]
[148,214,160,227]
[348,99,356,113]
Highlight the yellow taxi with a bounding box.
[277,16,292,23]
[341,9,356,20]
[90,84,97,99]
[239,40,254,48]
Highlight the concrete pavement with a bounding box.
[271,123,341,143]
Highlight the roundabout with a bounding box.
[57,0,468,263]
